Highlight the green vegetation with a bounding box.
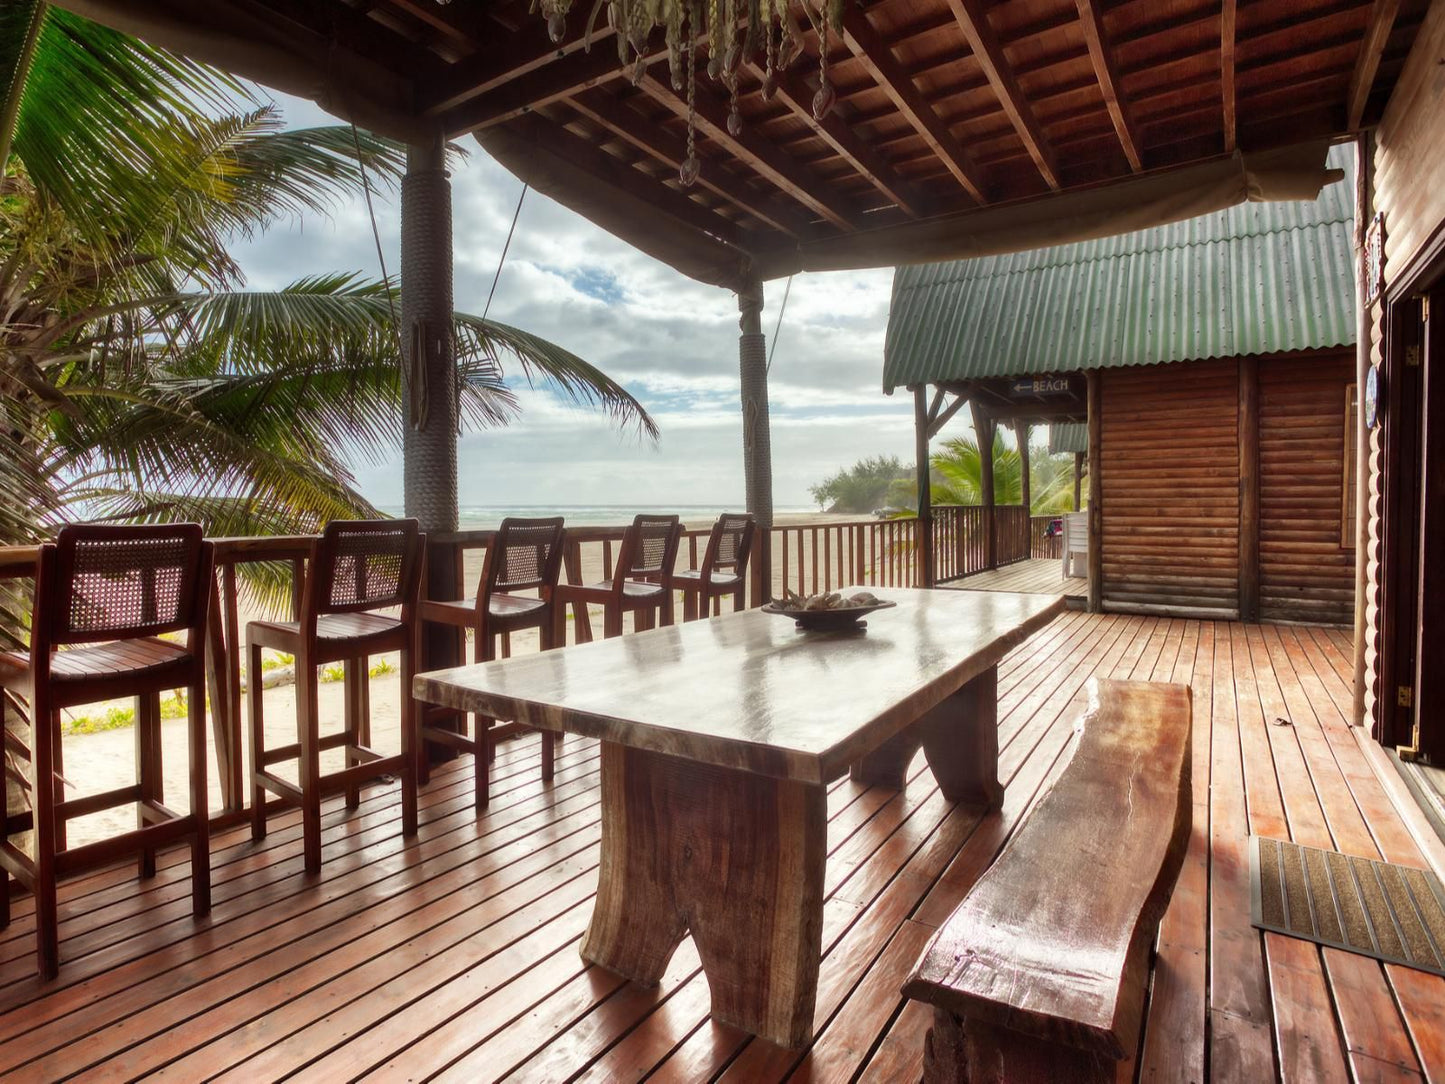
[0,4,655,640]
[809,456,913,514]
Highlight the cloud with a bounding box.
[232,89,937,510]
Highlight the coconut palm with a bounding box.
[0,3,655,556]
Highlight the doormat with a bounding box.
[1250,835,1445,976]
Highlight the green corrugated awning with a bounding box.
[1049,423,1088,455]
[883,144,1357,393]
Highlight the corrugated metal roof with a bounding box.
[1049,422,1088,455]
[883,144,1357,392]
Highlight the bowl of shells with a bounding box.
[761,589,897,631]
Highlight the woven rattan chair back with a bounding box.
[623,515,681,579]
[485,517,566,597]
[309,519,423,617]
[46,523,209,646]
[702,513,755,577]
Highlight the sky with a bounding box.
[230,91,928,512]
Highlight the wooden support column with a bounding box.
[1086,371,1103,612]
[915,385,935,587]
[1073,451,1084,511]
[1238,356,1260,622]
[1014,419,1032,515]
[739,281,774,604]
[1352,133,1375,726]
[402,136,464,754]
[970,400,996,570]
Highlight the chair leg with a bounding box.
[247,641,267,842]
[553,598,569,649]
[398,646,418,838]
[343,658,363,811]
[683,589,698,622]
[603,604,623,640]
[187,677,211,917]
[33,696,59,980]
[660,589,675,627]
[50,707,65,855]
[135,693,161,879]
[473,632,496,811]
[635,607,654,633]
[297,660,322,874]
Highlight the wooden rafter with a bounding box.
[762,64,931,218]
[441,42,663,134]
[1075,0,1142,172]
[1221,0,1237,151]
[419,23,615,117]
[943,0,1060,189]
[637,73,859,231]
[1346,0,1401,129]
[565,91,817,238]
[927,392,970,439]
[840,7,987,203]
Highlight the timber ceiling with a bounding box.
[97,0,1429,274]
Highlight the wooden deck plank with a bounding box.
[945,557,1086,597]
[0,614,1435,1083]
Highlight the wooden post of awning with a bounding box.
[1014,420,1031,515]
[915,386,935,587]
[1073,452,1084,511]
[738,280,774,604]
[401,136,463,750]
[971,400,997,570]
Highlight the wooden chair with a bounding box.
[417,516,566,808]
[553,514,681,642]
[673,513,755,621]
[902,679,1192,1083]
[0,524,214,979]
[247,519,423,874]
[1062,510,1088,578]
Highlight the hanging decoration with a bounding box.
[518,0,845,188]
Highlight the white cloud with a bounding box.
[232,89,931,510]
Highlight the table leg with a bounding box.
[849,665,1002,807]
[581,742,826,1047]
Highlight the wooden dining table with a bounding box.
[418,585,1064,1047]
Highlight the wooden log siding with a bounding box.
[1099,360,1241,618]
[1259,351,1357,625]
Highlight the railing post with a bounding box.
[914,386,935,587]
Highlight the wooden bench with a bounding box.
[902,678,1192,1083]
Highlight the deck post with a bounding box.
[401,135,463,747]
[915,385,935,587]
[1351,132,1374,726]
[739,280,774,603]
[1086,371,1103,612]
[970,400,996,570]
[1073,451,1084,511]
[1238,355,1261,622]
[1014,419,1031,516]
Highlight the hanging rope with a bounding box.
[766,273,793,374]
[483,183,528,323]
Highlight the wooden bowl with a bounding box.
[760,599,897,630]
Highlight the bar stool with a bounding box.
[673,513,756,620]
[0,524,214,979]
[553,514,681,642]
[246,519,423,874]
[417,516,566,808]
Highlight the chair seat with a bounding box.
[248,611,404,653]
[672,569,742,590]
[0,637,191,687]
[422,593,549,629]
[595,580,666,601]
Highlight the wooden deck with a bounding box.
[3,612,1444,1082]
[946,556,1087,597]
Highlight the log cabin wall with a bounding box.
[1364,0,1445,737]
[1098,353,1356,622]
[1259,351,1357,625]
[1099,359,1241,618]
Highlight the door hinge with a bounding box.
[1398,685,1414,708]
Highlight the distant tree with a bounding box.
[809,455,912,513]
[883,431,1088,514]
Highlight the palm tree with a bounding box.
[884,430,1084,514]
[0,3,655,561]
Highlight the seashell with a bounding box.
[678,154,701,187]
[708,52,723,80]
[812,80,835,120]
[547,11,567,41]
[761,69,776,101]
[726,107,743,136]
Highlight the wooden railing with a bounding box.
[0,505,1045,824]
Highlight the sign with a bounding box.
[1009,375,1075,398]
[1364,212,1385,304]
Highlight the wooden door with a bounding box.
[1411,286,1445,761]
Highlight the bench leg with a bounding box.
[924,1007,1115,1084]
[850,666,1002,808]
[581,742,826,1048]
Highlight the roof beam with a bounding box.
[565,90,818,238]
[1346,0,1401,129]
[637,73,860,232]
[1074,0,1142,172]
[761,62,933,218]
[840,8,987,202]
[419,22,613,117]
[440,42,663,135]
[943,0,1060,189]
[1221,0,1236,151]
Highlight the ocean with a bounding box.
[376,504,818,530]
